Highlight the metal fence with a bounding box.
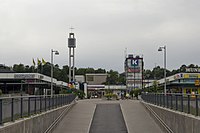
[0,94,76,124]
[141,93,200,116]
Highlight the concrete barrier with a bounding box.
[142,101,200,133]
[0,101,76,133]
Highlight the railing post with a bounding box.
[52,96,54,108]
[170,94,173,109]
[175,94,178,110]
[156,94,159,106]
[195,94,198,116]
[34,97,37,114]
[65,95,67,105]
[59,95,61,106]
[20,97,23,118]
[0,99,2,125]
[11,98,14,122]
[160,94,162,106]
[49,96,51,110]
[40,96,42,112]
[187,94,190,114]
[45,95,47,111]
[166,94,169,108]
[67,95,69,104]
[28,97,31,116]
[163,93,165,107]
[181,94,183,112]
[55,95,58,108]
[61,95,63,106]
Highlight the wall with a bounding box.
[142,101,200,133]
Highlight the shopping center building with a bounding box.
[0,73,68,95]
[147,72,200,94]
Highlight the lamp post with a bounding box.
[158,46,166,95]
[51,49,59,97]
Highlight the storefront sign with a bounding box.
[184,74,200,78]
[14,74,35,79]
[186,68,200,73]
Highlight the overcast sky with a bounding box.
[0,0,200,72]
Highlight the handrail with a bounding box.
[0,94,76,125]
[141,92,200,116]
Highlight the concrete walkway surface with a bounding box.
[53,99,163,133]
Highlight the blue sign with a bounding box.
[131,59,138,67]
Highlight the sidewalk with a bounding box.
[52,99,96,133]
[120,100,163,133]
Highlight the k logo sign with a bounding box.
[131,59,138,66]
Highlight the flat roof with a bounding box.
[0,73,68,87]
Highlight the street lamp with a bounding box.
[158,45,166,95]
[51,49,59,97]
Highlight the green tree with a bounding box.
[76,68,86,75]
[85,68,95,73]
[42,62,51,76]
[95,68,106,73]
[59,65,69,82]
[13,64,25,72]
[105,70,119,85]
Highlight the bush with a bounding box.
[104,93,118,100]
[104,93,112,100]
[60,89,68,94]
[133,89,141,100]
[73,89,85,99]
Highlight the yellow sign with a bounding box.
[195,80,200,86]
[184,74,200,79]
[184,74,189,78]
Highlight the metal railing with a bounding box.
[0,94,76,124]
[141,93,200,116]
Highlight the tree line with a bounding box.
[2,63,198,84]
[8,62,125,85]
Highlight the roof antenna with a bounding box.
[70,26,74,33]
[124,48,127,59]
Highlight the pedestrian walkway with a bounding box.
[53,99,163,133]
[120,100,162,133]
